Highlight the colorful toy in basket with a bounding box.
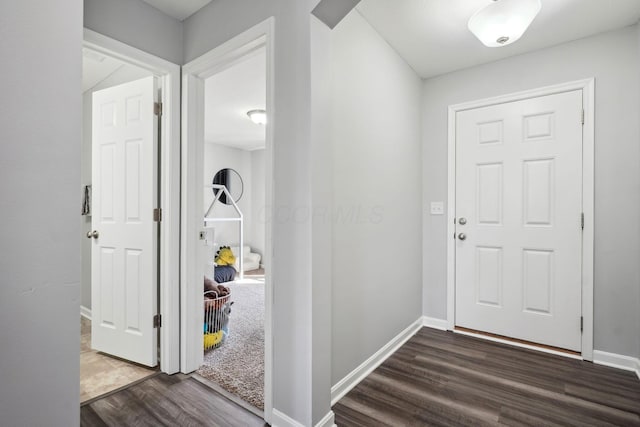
[204,330,224,348]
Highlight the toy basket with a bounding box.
[203,290,232,350]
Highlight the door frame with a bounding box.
[83,29,181,374]
[446,79,595,361]
[180,18,274,421]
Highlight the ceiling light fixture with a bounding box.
[246,109,267,125]
[468,0,541,48]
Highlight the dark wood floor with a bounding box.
[333,327,640,426]
[81,373,267,427]
[81,328,640,426]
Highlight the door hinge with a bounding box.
[153,208,162,222]
[154,102,163,116]
[580,316,583,332]
[581,109,585,125]
[153,314,162,328]
[581,212,584,230]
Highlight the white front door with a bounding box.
[91,76,158,367]
[455,90,583,351]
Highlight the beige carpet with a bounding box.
[197,277,265,410]
[80,317,156,402]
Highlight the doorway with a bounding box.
[80,29,181,402]
[181,19,274,421]
[195,46,267,412]
[446,79,595,359]
[81,49,157,400]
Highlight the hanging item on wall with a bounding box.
[212,168,243,205]
[81,185,91,216]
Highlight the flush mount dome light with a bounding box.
[468,0,541,47]
[246,109,267,125]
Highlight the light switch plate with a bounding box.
[430,201,444,215]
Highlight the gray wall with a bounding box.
[310,15,334,424]
[185,1,332,424]
[637,24,640,362]
[422,25,640,359]
[0,0,82,425]
[84,0,183,65]
[331,10,423,384]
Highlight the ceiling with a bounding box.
[82,49,126,92]
[356,0,640,78]
[141,0,212,21]
[204,49,267,151]
[85,0,640,146]
[82,49,150,93]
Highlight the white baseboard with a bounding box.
[422,316,448,331]
[80,305,92,320]
[270,409,334,427]
[271,409,304,427]
[315,410,336,427]
[330,317,423,406]
[594,350,640,380]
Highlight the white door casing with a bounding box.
[181,18,275,422]
[454,90,583,351]
[91,76,158,367]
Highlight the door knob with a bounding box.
[458,233,466,241]
[86,230,99,239]
[458,217,467,225]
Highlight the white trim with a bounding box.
[83,28,181,375]
[580,79,595,362]
[271,409,305,427]
[454,329,583,360]
[422,316,448,331]
[446,105,457,331]
[80,305,92,320]
[330,317,423,406]
[315,411,336,427]
[271,409,336,427]
[446,78,595,360]
[180,17,275,424]
[593,350,640,380]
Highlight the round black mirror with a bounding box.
[212,168,243,205]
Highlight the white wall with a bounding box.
[81,64,151,310]
[203,143,252,251]
[251,149,266,259]
[330,10,423,384]
[422,25,640,359]
[84,0,183,65]
[185,1,330,424]
[0,0,82,425]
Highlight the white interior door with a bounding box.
[91,76,158,367]
[455,90,583,351]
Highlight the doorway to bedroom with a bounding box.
[80,30,181,404]
[195,43,267,414]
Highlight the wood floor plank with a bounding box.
[333,327,640,426]
[81,374,266,427]
[80,405,109,427]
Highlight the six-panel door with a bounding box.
[455,90,583,351]
[91,76,158,367]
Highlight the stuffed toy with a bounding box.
[215,246,236,266]
[204,276,230,297]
